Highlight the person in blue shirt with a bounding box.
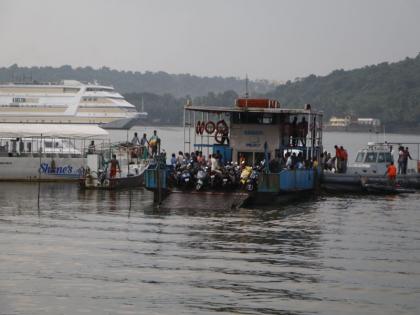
[170,153,177,168]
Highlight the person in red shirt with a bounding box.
[109,154,121,178]
[340,146,348,173]
[334,145,342,173]
[387,161,397,186]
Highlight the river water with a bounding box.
[0,129,419,315]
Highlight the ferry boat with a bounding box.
[0,80,147,125]
[322,142,420,192]
[79,143,150,190]
[145,99,324,207]
[0,123,109,181]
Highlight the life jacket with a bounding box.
[387,164,397,177]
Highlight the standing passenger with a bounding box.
[403,147,412,174]
[291,116,298,146]
[88,140,95,154]
[148,130,159,157]
[340,146,348,173]
[109,154,121,178]
[170,153,177,168]
[176,151,184,166]
[334,145,342,173]
[298,117,308,146]
[397,146,404,174]
[386,161,397,186]
[131,132,141,145]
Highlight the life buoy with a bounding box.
[195,121,205,134]
[205,121,216,134]
[216,120,229,133]
[214,130,224,144]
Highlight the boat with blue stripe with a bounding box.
[145,98,323,208]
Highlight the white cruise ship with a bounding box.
[0,80,146,124]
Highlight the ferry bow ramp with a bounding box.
[158,191,251,211]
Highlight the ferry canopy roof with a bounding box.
[185,105,323,116]
[0,124,109,139]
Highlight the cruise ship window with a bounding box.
[377,153,386,163]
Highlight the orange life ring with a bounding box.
[214,130,224,144]
[216,119,229,133]
[205,121,216,134]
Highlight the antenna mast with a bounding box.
[245,73,249,98]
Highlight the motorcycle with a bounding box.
[210,169,223,189]
[246,168,259,191]
[195,167,208,191]
[240,166,253,187]
[178,163,193,189]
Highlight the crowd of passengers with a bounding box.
[321,145,349,173]
[169,150,321,173]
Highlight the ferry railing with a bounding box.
[257,167,318,193]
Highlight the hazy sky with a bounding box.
[1,0,419,81]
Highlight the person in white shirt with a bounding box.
[131,132,141,145]
[286,155,292,169]
[211,154,219,171]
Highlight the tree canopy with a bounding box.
[266,53,420,129]
[0,64,273,98]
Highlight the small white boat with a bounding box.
[0,123,109,181]
[322,142,420,192]
[79,146,150,190]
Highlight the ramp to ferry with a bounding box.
[158,191,251,211]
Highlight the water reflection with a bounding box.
[0,182,419,315]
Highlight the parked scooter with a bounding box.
[246,168,259,191]
[210,169,223,189]
[240,166,253,187]
[195,166,209,191]
[178,163,193,188]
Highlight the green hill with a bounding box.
[1,55,419,131]
[0,64,273,98]
[266,53,420,131]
